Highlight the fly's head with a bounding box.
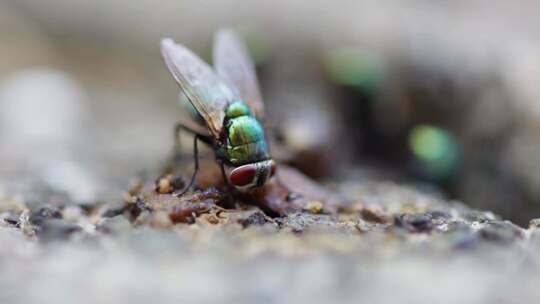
[229,159,276,190]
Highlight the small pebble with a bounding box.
[62,206,83,223]
[169,201,211,224]
[30,206,62,227]
[156,174,185,194]
[125,199,151,221]
[1,212,20,227]
[238,211,269,228]
[395,213,433,233]
[305,201,324,214]
[361,206,391,224]
[156,176,173,194]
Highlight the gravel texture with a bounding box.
[1,165,539,304]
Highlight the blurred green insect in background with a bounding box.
[161,29,276,195]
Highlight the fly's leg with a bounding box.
[218,160,235,208]
[172,123,212,196]
[172,123,211,169]
[174,134,202,197]
[218,161,230,189]
[172,123,185,168]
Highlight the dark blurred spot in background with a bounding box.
[1,0,540,225]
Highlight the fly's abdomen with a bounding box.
[228,116,263,145]
[225,114,269,165]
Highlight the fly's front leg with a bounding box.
[173,134,202,197]
[217,159,235,208]
[172,123,185,167]
[173,123,210,169]
[172,123,212,196]
[218,160,230,189]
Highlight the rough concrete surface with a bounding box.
[1,165,539,304]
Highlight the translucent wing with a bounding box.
[213,29,264,120]
[161,38,237,140]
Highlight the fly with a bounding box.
[160,29,276,195]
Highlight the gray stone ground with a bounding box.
[1,167,539,304]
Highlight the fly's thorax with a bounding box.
[227,116,264,145]
[222,101,269,166]
[225,101,251,118]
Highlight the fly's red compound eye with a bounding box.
[230,165,257,187]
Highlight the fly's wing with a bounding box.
[161,38,237,140]
[213,29,265,120]
[177,92,211,136]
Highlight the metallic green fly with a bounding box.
[161,29,276,195]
